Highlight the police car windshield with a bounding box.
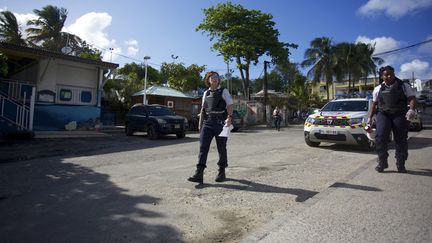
[321,100,368,112]
[147,106,175,116]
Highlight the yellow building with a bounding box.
[310,77,379,100]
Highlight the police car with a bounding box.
[304,98,375,150]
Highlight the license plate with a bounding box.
[320,129,337,135]
[174,124,180,129]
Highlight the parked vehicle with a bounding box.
[125,104,188,139]
[304,98,376,150]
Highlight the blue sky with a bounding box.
[2,0,432,80]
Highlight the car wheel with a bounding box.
[304,133,320,147]
[125,124,134,136]
[176,132,186,138]
[147,125,159,140]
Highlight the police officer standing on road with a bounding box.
[368,65,417,173]
[188,71,234,184]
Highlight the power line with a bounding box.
[373,38,432,57]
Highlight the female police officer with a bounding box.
[368,65,417,173]
[188,71,234,183]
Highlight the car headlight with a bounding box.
[306,117,315,124]
[348,118,363,125]
[183,118,188,124]
[157,118,167,124]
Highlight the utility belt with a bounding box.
[377,108,406,116]
[204,111,226,121]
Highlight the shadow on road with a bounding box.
[0,134,199,163]
[194,178,318,202]
[407,136,432,150]
[0,157,180,242]
[329,182,382,191]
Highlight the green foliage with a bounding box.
[0,53,8,76]
[26,5,68,51]
[288,74,311,110]
[197,2,296,99]
[118,62,160,85]
[160,62,206,91]
[301,37,337,101]
[0,10,26,45]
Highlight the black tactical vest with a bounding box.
[377,79,408,114]
[203,88,227,119]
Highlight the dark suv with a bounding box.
[125,104,188,139]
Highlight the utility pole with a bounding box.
[143,56,151,104]
[263,61,270,123]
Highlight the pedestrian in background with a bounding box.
[188,71,234,184]
[368,65,417,173]
[273,106,281,131]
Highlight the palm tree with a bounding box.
[355,42,384,87]
[26,5,69,51]
[334,42,355,93]
[301,37,337,101]
[0,10,26,45]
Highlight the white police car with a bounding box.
[304,98,375,150]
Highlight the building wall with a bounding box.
[310,77,378,100]
[32,58,102,130]
[36,58,98,106]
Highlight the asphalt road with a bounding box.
[0,115,431,242]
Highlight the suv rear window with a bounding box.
[321,101,368,112]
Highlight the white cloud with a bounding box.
[125,39,139,56]
[65,12,113,48]
[399,59,431,79]
[355,36,401,55]
[358,0,432,18]
[64,12,122,62]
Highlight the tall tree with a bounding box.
[0,10,26,45]
[118,62,160,88]
[288,74,312,112]
[26,5,79,52]
[160,62,206,92]
[334,42,359,93]
[301,37,337,101]
[355,42,384,86]
[197,2,297,99]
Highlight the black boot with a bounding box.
[188,168,204,183]
[375,160,388,173]
[396,160,407,173]
[215,168,226,182]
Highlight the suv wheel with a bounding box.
[147,125,159,140]
[305,133,320,147]
[176,132,185,138]
[125,124,134,136]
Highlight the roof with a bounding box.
[253,89,287,97]
[133,85,193,99]
[0,42,118,69]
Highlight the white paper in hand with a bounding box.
[219,125,234,138]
